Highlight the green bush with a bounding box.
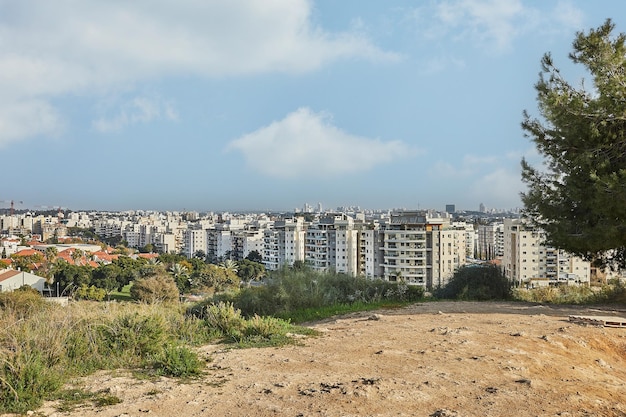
[100,312,167,362]
[154,344,203,378]
[130,275,179,304]
[73,284,106,301]
[205,269,423,319]
[435,265,511,301]
[0,351,64,414]
[203,301,247,340]
[0,290,50,319]
[513,281,626,304]
[244,314,291,339]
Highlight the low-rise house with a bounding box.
[0,269,46,292]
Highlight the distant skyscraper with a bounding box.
[445,204,455,214]
[479,203,485,213]
[317,202,323,213]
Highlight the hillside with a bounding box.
[17,301,626,417]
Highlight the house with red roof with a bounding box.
[0,269,46,292]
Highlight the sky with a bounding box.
[1,0,625,213]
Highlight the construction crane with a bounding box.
[0,200,23,216]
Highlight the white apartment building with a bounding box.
[502,218,590,286]
[263,218,306,270]
[305,214,358,275]
[381,211,466,288]
[183,228,207,258]
[231,230,265,260]
[452,221,477,259]
[358,227,384,278]
[477,223,504,260]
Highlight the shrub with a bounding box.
[100,312,168,362]
[436,265,511,301]
[130,275,179,304]
[154,344,203,378]
[244,314,291,339]
[203,301,246,340]
[0,351,64,413]
[73,284,106,301]
[0,290,50,320]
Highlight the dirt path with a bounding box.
[22,302,626,417]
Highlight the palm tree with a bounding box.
[219,259,238,274]
[169,262,189,279]
[42,246,59,285]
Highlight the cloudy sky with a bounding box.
[1,0,624,213]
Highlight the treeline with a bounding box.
[31,251,266,301]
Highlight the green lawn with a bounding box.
[109,283,132,301]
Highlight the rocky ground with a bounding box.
[15,301,626,417]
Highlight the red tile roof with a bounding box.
[13,249,38,257]
[0,269,21,282]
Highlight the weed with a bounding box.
[153,344,204,378]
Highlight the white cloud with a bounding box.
[92,96,179,133]
[436,0,525,51]
[407,0,584,53]
[470,168,523,208]
[0,99,63,148]
[0,0,398,145]
[553,1,584,31]
[227,108,416,178]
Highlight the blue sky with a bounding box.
[1,0,624,213]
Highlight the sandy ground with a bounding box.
[17,301,626,417]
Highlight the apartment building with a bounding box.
[477,222,504,260]
[381,211,466,288]
[502,218,590,286]
[263,217,306,270]
[182,228,207,258]
[358,226,384,278]
[231,229,265,261]
[305,214,359,275]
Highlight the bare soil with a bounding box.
[21,302,626,417]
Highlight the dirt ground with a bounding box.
[22,301,626,417]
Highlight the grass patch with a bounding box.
[108,283,132,301]
[52,388,121,412]
[277,300,412,324]
[0,297,215,414]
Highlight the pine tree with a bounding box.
[521,19,626,268]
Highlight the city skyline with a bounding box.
[1,1,624,212]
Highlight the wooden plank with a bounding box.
[569,315,626,328]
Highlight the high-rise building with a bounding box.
[305,214,358,275]
[502,218,590,286]
[381,211,466,288]
[263,218,306,270]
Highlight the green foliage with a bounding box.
[202,301,247,339]
[0,290,50,319]
[200,268,423,319]
[0,351,64,414]
[244,314,291,339]
[52,262,93,295]
[100,313,168,361]
[0,300,218,414]
[245,250,263,263]
[513,281,626,304]
[190,263,240,293]
[91,263,123,294]
[435,265,511,301]
[73,284,106,301]
[153,344,203,378]
[130,275,180,303]
[521,19,626,268]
